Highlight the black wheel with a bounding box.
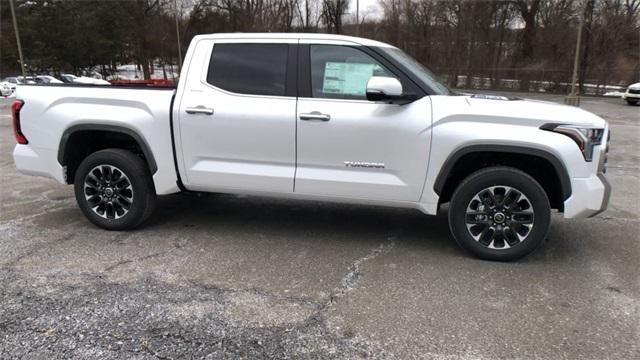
[74,149,157,230]
[448,167,550,261]
[626,100,638,105]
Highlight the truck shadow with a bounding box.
[147,193,584,264]
[148,192,456,255]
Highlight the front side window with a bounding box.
[310,45,396,100]
[207,43,288,96]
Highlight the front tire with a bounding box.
[448,167,550,261]
[74,149,157,230]
[626,99,638,105]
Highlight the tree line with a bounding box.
[374,0,639,93]
[1,0,638,94]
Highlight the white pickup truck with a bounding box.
[12,33,610,261]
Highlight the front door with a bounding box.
[295,42,432,201]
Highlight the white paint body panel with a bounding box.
[420,95,608,216]
[12,85,179,195]
[13,33,610,219]
[175,38,297,193]
[295,96,432,202]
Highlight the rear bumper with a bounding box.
[13,144,65,183]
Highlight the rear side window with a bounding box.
[207,43,288,96]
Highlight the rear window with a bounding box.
[206,43,288,96]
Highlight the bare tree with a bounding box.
[513,0,541,90]
[321,0,350,34]
[2,0,638,93]
[297,0,322,31]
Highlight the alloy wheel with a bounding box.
[83,165,134,219]
[465,185,534,249]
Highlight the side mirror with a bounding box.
[366,76,403,102]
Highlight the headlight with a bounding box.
[541,124,604,162]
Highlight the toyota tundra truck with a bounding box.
[11,33,611,261]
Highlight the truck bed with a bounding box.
[13,84,180,194]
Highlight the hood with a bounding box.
[627,82,640,90]
[458,94,607,129]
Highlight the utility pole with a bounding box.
[565,1,585,107]
[174,0,183,74]
[305,0,309,30]
[356,0,360,36]
[9,0,26,77]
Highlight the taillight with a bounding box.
[11,100,27,144]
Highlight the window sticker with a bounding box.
[322,62,376,96]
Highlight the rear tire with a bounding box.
[448,166,550,261]
[74,149,157,230]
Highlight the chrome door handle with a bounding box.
[185,106,214,115]
[299,111,331,122]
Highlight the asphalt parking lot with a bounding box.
[0,93,638,359]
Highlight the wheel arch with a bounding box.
[434,145,572,211]
[58,124,157,184]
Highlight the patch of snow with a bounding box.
[603,91,625,97]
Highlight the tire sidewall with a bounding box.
[74,149,153,230]
[449,167,551,261]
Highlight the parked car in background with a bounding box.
[4,76,36,85]
[3,77,22,86]
[21,77,37,84]
[1,81,13,97]
[60,74,76,83]
[1,76,37,96]
[35,75,64,84]
[622,82,640,105]
[61,74,111,85]
[1,78,18,95]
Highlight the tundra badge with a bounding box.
[344,161,385,169]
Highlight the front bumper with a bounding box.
[594,173,611,216]
[563,173,611,218]
[563,131,611,218]
[622,92,640,100]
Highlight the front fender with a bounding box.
[418,97,596,212]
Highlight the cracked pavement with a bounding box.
[0,94,638,359]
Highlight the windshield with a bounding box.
[377,47,451,96]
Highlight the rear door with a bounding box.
[294,41,433,201]
[176,39,298,193]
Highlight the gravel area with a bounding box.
[0,94,638,359]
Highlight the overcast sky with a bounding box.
[348,0,382,19]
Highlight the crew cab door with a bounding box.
[175,39,297,193]
[295,42,432,201]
